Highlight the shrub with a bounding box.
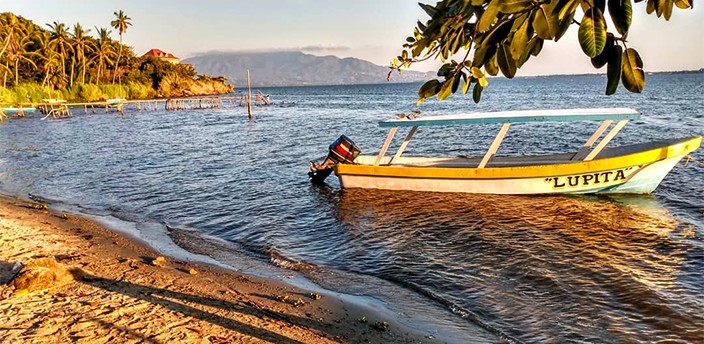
[126,82,155,99]
[99,84,129,99]
[0,83,63,103]
[69,83,105,102]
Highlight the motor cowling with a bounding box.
[309,135,361,184]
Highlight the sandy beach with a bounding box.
[0,196,432,344]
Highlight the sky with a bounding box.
[3,0,703,76]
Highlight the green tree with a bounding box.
[393,0,694,104]
[91,27,115,84]
[8,31,38,85]
[1,13,27,86]
[0,13,20,61]
[110,10,132,84]
[0,12,231,101]
[46,21,73,88]
[36,31,61,88]
[71,23,92,84]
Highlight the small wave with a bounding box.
[266,250,320,273]
[392,279,524,344]
[28,193,55,204]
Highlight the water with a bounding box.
[1,73,703,343]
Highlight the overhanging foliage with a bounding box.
[390,0,693,104]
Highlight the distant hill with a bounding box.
[183,51,435,87]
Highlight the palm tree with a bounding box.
[70,23,92,84]
[0,14,17,60]
[92,27,115,84]
[1,61,9,87]
[1,13,26,86]
[46,21,73,85]
[9,33,38,85]
[37,32,61,88]
[110,10,131,84]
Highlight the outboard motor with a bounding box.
[309,135,361,184]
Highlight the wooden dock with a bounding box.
[0,93,273,120]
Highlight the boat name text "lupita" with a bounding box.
[545,167,636,189]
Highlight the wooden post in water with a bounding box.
[247,70,253,120]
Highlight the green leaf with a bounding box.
[608,0,632,34]
[510,12,529,32]
[477,0,500,33]
[419,3,437,17]
[471,67,489,87]
[437,79,454,100]
[470,66,483,79]
[578,7,607,58]
[674,0,692,9]
[472,42,497,67]
[594,0,607,12]
[605,45,622,95]
[478,76,489,87]
[557,0,581,20]
[518,36,542,67]
[437,63,454,77]
[497,42,517,78]
[412,38,427,57]
[510,18,532,61]
[485,55,499,76]
[662,0,674,20]
[554,10,574,41]
[452,74,461,93]
[530,37,544,56]
[656,0,665,16]
[449,31,463,55]
[418,79,441,99]
[462,77,472,94]
[472,0,485,5]
[533,5,559,39]
[499,0,535,13]
[621,47,644,93]
[484,18,515,46]
[591,35,614,68]
[473,83,484,103]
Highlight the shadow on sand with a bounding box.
[81,275,336,344]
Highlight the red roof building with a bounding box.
[142,48,180,64]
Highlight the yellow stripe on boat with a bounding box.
[335,136,701,180]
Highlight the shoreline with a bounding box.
[0,195,440,343]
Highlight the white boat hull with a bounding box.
[338,154,690,195]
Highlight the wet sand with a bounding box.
[0,196,432,343]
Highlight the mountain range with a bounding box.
[182,51,435,87]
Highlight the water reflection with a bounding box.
[326,188,700,342]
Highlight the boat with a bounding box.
[0,107,36,115]
[308,108,701,195]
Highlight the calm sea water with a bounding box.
[1,73,702,343]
